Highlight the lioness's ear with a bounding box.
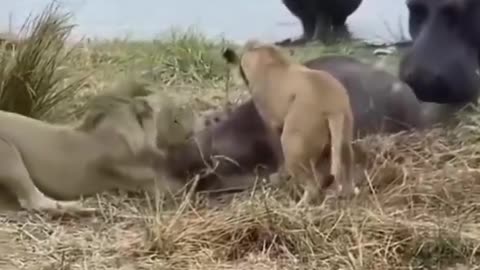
[222,48,240,65]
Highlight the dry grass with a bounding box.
[3,114,480,270]
[1,2,480,270]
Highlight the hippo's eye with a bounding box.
[441,5,460,27]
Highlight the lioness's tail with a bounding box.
[327,112,357,195]
[340,113,359,195]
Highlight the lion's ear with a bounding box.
[222,48,240,65]
[78,110,106,131]
[132,98,153,119]
[244,39,261,50]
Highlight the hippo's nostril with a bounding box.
[407,72,463,103]
[400,67,446,102]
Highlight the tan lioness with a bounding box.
[0,93,167,214]
[222,40,358,205]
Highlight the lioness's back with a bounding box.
[286,66,352,110]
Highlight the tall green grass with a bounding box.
[0,2,87,121]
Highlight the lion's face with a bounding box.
[146,93,195,148]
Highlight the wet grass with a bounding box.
[1,2,478,270]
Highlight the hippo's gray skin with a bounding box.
[305,55,462,137]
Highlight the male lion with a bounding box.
[222,40,358,205]
[0,94,166,214]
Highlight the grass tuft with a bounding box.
[151,29,231,84]
[77,29,233,89]
[0,2,87,122]
[129,110,480,269]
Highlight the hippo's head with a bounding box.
[399,0,480,104]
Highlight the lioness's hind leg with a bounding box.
[281,129,325,206]
[342,139,360,196]
[0,139,95,214]
[296,160,323,207]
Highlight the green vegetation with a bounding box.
[0,2,87,122]
[0,2,478,270]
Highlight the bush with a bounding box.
[0,2,87,122]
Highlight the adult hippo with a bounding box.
[163,55,460,194]
[399,0,480,104]
[277,0,363,46]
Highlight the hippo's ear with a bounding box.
[222,48,240,65]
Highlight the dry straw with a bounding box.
[132,108,480,269]
[3,109,476,269]
[1,2,480,270]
